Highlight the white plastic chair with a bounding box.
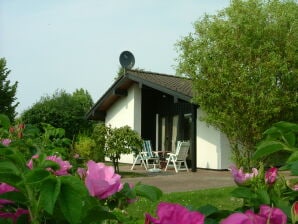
[165,141,190,173]
[131,140,159,170]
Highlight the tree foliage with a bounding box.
[176,0,298,168]
[21,88,94,139]
[91,123,107,162]
[74,134,96,161]
[0,58,19,121]
[104,125,143,173]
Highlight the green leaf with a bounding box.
[257,190,270,205]
[230,187,254,199]
[24,168,50,184]
[15,212,30,224]
[283,132,296,147]
[287,151,298,163]
[118,182,136,199]
[263,126,281,136]
[57,176,89,224]
[40,160,60,171]
[0,148,27,172]
[197,204,218,216]
[0,160,21,175]
[0,191,26,204]
[273,121,298,133]
[135,183,162,201]
[279,163,291,171]
[0,173,22,187]
[253,140,290,160]
[290,161,298,175]
[82,208,117,223]
[0,114,10,129]
[39,177,61,215]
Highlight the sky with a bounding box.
[0,0,230,115]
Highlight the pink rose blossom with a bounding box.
[0,183,17,204]
[145,202,205,224]
[127,183,137,204]
[229,165,258,185]
[259,205,287,224]
[286,179,298,191]
[1,138,11,146]
[27,154,72,176]
[85,160,123,199]
[221,205,287,224]
[293,184,298,191]
[221,210,266,224]
[77,167,86,179]
[292,201,298,223]
[46,155,72,176]
[27,154,39,169]
[265,167,278,185]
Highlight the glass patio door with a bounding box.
[157,115,179,153]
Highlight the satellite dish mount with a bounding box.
[119,51,135,69]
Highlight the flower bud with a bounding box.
[1,138,11,146]
[9,126,14,133]
[229,165,258,186]
[18,123,25,129]
[265,167,278,185]
[292,201,298,223]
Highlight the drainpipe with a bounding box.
[191,104,197,172]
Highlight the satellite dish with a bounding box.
[119,51,135,69]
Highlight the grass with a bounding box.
[119,171,146,178]
[103,162,242,223]
[124,186,242,223]
[107,162,148,178]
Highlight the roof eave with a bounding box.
[85,75,129,120]
[126,72,192,102]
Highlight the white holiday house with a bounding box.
[86,69,232,170]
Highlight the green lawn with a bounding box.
[123,186,242,223]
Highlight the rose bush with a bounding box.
[0,114,162,223]
[145,202,205,224]
[221,205,287,224]
[0,147,162,223]
[84,160,123,199]
[1,113,297,223]
[145,121,298,223]
[229,165,258,185]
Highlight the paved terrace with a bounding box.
[121,164,236,193]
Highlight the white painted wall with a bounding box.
[196,109,232,169]
[105,84,142,164]
[104,85,232,169]
[219,132,232,169]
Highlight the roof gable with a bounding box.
[86,69,193,120]
[126,70,193,99]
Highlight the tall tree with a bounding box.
[21,88,94,139]
[0,58,19,121]
[176,0,298,168]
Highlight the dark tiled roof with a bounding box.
[126,69,193,98]
[86,69,194,120]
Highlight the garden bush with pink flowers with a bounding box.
[1,113,298,224]
[0,114,162,223]
[144,121,298,224]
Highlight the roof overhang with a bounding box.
[85,75,132,120]
[125,73,192,102]
[86,70,193,121]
